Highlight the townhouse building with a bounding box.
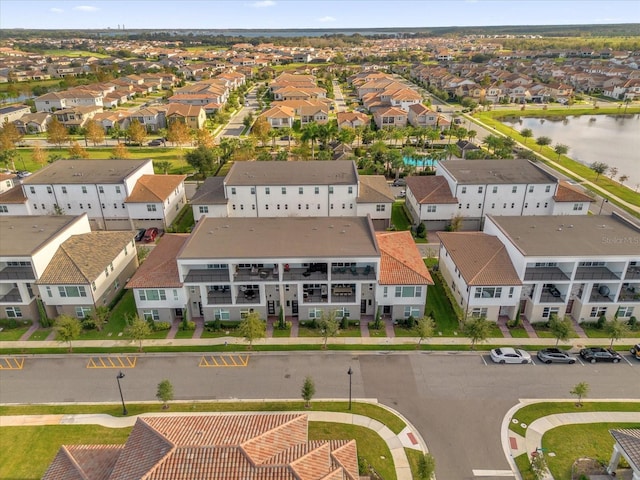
[124,174,187,229]
[0,215,91,321]
[127,216,432,323]
[190,161,393,230]
[404,159,593,231]
[34,90,104,113]
[0,105,31,124]
[438,214,640,324]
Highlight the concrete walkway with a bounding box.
[0,400,428,480]
[502,399,640,480]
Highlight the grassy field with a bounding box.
[391,201,412,231]
[41,49,110,58]
[425,271,462,336]
[0,319,32,341]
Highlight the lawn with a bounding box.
[0,319,32,341]
[582,325,640,339]
[391,201,412,231]
[272,327,291,338]
[309,422,396,480]
[169,204,195,233]
[174,329,194,339]
[543,422,640,480]
[425,271,462,336]
[531,323,579,340]
[508,326,531,338]
[27,328,52,341]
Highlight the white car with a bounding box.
[490,347,532,364]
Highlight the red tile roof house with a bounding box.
[43,413,360,480]
[373,106,408,130]
[125,174,188,230]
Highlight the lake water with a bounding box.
[501,114,640,188]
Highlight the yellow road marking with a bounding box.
[86,357,136,369]
[199,355,249,367]
[0,357,24,370]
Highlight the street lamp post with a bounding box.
[347,367,353,411]
[116,371,127,416]
[598,198,609,215]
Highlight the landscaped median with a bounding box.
[503,400,640,480]
[0,400,426,480]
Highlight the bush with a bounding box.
[81,318,97,330]
[628,316,637,329]
[340,316,349,329]
[308,318,318,329]
[181,320,196,331]
[405,315,416,329]
[596,314,607,329]
[153,321,171,331]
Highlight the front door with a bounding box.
[383,305,391,315]
[267,300,275,315]
[292,300,299,315]
[360,300,367,314]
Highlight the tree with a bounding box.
[417,452,436,480]
[0,121,23,168]
[415,316,435,347]
[337,126,356,146]
[301,122,320,159]
[194,127,215,148]
[167,120,191,147]
[535,136,552,152]
[156,379,174,409]
[238,311,266,349]
[185,145,216,177]
[605,319,629,347]
[68,141,89,159]
[570,381,589,407]
[154,160,172,174]
[553,143,569,160]
[126,119,146,146]
[520,128,533,144]
[32,145,47,166]
[250,116,271,146]
[110,142,131,159]
[301,376,316,408]
[609,166,619,180]
[618,174,629,186]
[548,314,572,346]
[590,161,609,181]
[90,306,110,332]
[54,315,82,352]
[463,316,491,350]
[85,120,105,146]
[319,310,340,349]
[46,117,70,149]
[126,315,152,352]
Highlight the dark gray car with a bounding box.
[537,348,576,364]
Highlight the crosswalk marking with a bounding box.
[0,357,24,370]
[199,355,249,367]
[86,357,136,369]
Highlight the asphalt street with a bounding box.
[1,351,638,479]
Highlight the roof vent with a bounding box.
[208,231,214,234]
[557,228,562,231]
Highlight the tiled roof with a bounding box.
[261,105,296,118]
[0,184,27,204]
[405,176,458,204]
[37,232,135,285]
[126,234,188,289]
[437,232,522,286]
[357,175,394,203]
[125,174,186,203]
[376,231,433,285]
[610,429,640,473]
[553,181,594,203]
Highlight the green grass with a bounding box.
[174,329,194,339]
[543,422,640,480]
[514,453,537,480]
[170,204,195,233]
[27,328,52,341]
[508,326,531,338]
[509,401,640,437]
[391,201,412,231]
[393,326,419,337]
[41,49,110,58]
[405,448,429,480]
[0,319,32,341]
[310,422,396,480]
[425,271,462,336]
[271,327,291,338]
[582,325,640,339]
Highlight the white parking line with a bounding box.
[530,358,537,366]
[577,357,585,366]
[481,355,488,366]
[622,355,633,366]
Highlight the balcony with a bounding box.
[574,266,620,281]
[539,284,565,303]
[0,287,22,303]
[524,267,569,281]
[331,285,356,303]
[207,286,232,305]
[303,285,328,304]
[331,265,376,281]
[625,267,640,280]
[236,287,260,305]
[235,267,278,282]
[184,269,230,283]
[0,267,35,281]
[283,267,328,282]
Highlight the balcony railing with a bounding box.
[184,269,230,283]
[234,268,278,282]
[625,268,640,280]
[524,267,569,281]
[0,267,35,281]
[574,266,620,281]
[589,290,614,303]
[207,290,232,305]
[283,268,328,282]
[539,292,566,303]
[331,265,376,281]
[0,288,22,303]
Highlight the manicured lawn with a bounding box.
[532,323,579,340]
[393,325,418,337]
[174,329,194,339]
[27,328,52,341]
[405,448,429,480]
[425,272,462,336]
[582,325,640,339]
[508,326,531,338]
[170,205,195,233]
[514,453,537,480]
[509,401,640,437]
[543,422,640,480]
[391,201,412,231]
[297,326,323,337]
[309,422,396,480]
[0,319,32,341]
[272,327,291,338]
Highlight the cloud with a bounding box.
[251,0,275,7]
[73,5,99,12]
[49,7,64,13]
[318,15,336,23]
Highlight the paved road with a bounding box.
[1,351,638,479]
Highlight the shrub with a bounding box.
[308,318,318,329]
[340,316,349,329]
[405,315,416,329]
[81,318,97,330]
[181,321,196,331]
[628,316,637,329]
[153,321,172,331]
[596,314,607,329]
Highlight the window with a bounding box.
[99,186,104,194]
[335,307,350,318]
[58,286,87,297]
[283,187,287,194]
[491,203,495,209]
[528,186,534,193]
[92,281,96,291]
[29,186,35,194]
[199,206,209,213]
[147,204,157,212]
[474,287,502,298]
[427,205,436,213]
[47,186,52,194]
[580,261,605,267]
[214,309,230,321]
[298,187,303,194]
[590,306,607,318]
[383,286,388,298]
[143,310,160,321]
[115,186,121,194]
[82,186,87,194]
[75,307,92,319]
[348,186,353,194]
[315,187,319,194]
[512,186,517,193]
[404,306,420,318]
[139,289,166,301]
[231,187,236,195]
[250,187,255,194]
[395,286,422,297]
[5,307,22,318]
[62,186,67,194]
[542,307,559,318]
[461,186,467,194]
[265,187,270,195]
[478,186,483,193]
[376,204,386,212]
[309,308,323,319]
[46,286,52,297]
[617,306,634,318]
[0,206,7,213]
[508,287,514,298]
[545,185,551,193]
[471,308,488,318]
[329,187,334,194]
[492,186,498,193]
[573,203,584,211]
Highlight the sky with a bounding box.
[1,0,639,30]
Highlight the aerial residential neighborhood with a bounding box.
[1,4,639,480]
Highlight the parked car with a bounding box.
[579,347,622,363]
[392,179,407,187]
[629,344,640,360]
[148,139,163,146]
[143,227,159,243]
[397,190,406,198]
[490,347,532,364]
[536,348,576,364]
[134,228,147,242]
[16,171,31,178]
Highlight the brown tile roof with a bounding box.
[376,231,433,285]
[357,175,394,203]
[37,231,135,285]
[125,174,186,203]
[0,184,27,204]
[437,232,522,286]
[610,429,640,472]
[126,234,188,289]
[553,181,594,203]
[261,104,296,119]
[42,445,122,480]
[166,103,205,118]
[406,176,458,204]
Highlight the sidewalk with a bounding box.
[0,400,428,480]
[502,400,640,480]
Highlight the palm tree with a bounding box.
[390,127,404,147]
[301,122,320,159]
